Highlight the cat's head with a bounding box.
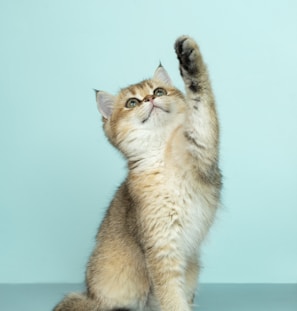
[96,65,186,158]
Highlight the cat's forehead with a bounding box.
[120,80,157,97]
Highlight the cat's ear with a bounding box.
[153,64,173,86]
[95,90,115,119]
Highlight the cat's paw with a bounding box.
[174,35,200,76]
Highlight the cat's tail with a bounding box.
[53,292,101,311]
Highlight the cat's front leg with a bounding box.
[141,224,191,311]
[175,35,208,95]
[174,36,220,180]
[143,239,191,311]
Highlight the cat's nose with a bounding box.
[143,94,155,102]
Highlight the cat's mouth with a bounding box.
[142,105,169,123]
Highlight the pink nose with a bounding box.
[143,94,155,102]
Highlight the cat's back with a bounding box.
[98,181,137,240]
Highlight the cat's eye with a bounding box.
[125,98,140,109]
[153,88,167,97]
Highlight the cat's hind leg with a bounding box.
[86,238,150,311]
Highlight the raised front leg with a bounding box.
[175,36,220,183]
[175,35,211,96]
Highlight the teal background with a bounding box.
[0,0,296,284]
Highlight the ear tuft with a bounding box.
[153,64,173,86]
[95,90,115,119]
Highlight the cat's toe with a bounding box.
[174,36,199,75]
[174,35,190,56]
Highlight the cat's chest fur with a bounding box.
[130,159,217,258]
[163,169,215,255]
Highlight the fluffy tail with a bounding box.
[53,292,100,311]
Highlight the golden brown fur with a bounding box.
[53,35,222,311]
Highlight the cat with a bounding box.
[53,35,222,311]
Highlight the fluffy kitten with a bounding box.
[54,35,222,311]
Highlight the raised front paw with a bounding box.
[174,35,201,76]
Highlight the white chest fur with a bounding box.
[129,140,218,260]
[137,167,217,260]
[172,177,216,257]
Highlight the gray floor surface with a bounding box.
[0,283,296,311]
